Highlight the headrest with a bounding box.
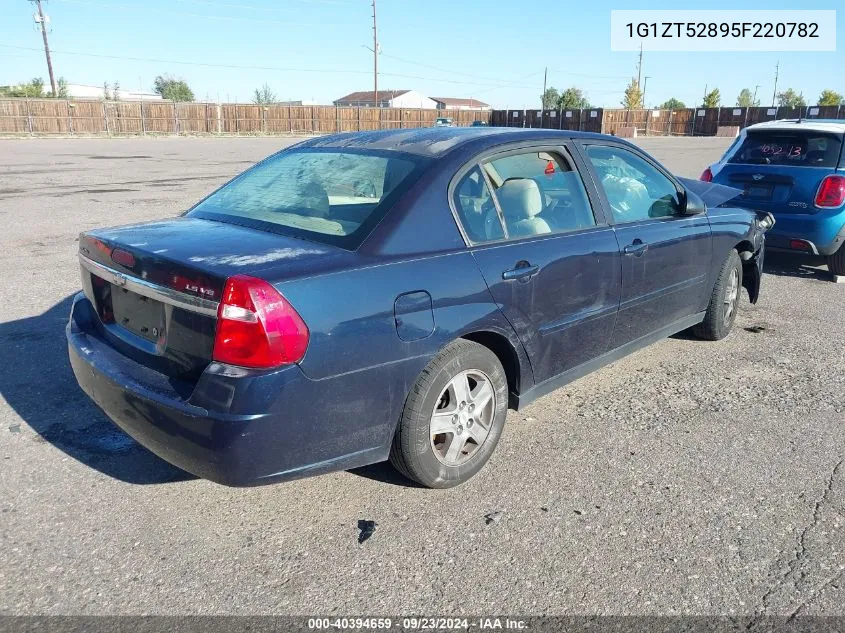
[497,178,542,219]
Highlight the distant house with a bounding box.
[333,90,437,109]
[66,84,162,101]
[431,97,491,111]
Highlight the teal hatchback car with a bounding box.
[702,119,845,275]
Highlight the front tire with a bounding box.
[693,249,743,341]
[827,243,845,277]
[389,339,508,488]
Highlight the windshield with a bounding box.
[188,149,424,248]
[728,131,842,167]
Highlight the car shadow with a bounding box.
[1,295,193,485]
[348,462,425,488]
[763,251,832,281]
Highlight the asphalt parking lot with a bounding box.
[0,135,843,617]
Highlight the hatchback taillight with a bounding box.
[815,175,845,208]
[213,275,309,368]
[700,167,713,182]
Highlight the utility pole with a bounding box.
[642,76,651,109]
[541,66,547,109]
[771,60,779,107]
[31,0,57,96]
[752,84,760,106]
[371,0,378,107]
[703,84,708,107]
[636,42,643,89]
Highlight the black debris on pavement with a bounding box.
[484,511,503,525]
[357,519,377,544]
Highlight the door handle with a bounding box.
[502,262,539,281]
[624,239,648,256]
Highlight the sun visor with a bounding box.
[678,177,743,209]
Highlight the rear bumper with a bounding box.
[766,208,845,256]
[66,293,394,486]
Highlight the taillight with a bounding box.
[700,167,713,182]
[815,175,845,208]
[110,248,135,268]
[213,275,309,369]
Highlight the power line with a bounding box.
[0,44,543,89]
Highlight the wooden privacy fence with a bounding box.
[0,99,490,136]
[3,99,844,137]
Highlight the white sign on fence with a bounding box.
[512,111,519,118]
[590,111,597,118]
[549,111,556,117]
[565,111,573,118]
[767,108,777,115]
[652,110,660,118]
[697,109,705,116]
[733,109,742,115]
[810,107,820,116]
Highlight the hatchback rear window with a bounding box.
[728,132,842,167]
[188,149,425,248]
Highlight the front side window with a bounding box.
[189,149,422,248]
[585,145,681,223]
[728,131,842,167]
[470,150,595,241]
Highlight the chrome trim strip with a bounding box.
[78,254,219,318]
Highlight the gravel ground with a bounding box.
[0,135,843,617]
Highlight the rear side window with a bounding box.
[459,150,595,242]
[453,167,504,243]
[189,149,423,248]
[729,132,842,167]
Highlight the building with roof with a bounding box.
[65,84,162,101]
[333,90,438,109]
[431,97,491,111]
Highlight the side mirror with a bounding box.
[682,189,706,216]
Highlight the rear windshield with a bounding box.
[728,131,842,167]
[188,149,425,248]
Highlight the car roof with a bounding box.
[746,119,845,135]
[294,127,614,158]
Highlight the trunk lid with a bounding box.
[79,217,355,381]
[715,164,835,215]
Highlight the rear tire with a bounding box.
[693,249,743,341]
[389,339,508,489]
[827,244,845,277]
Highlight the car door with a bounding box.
[578,142,712,349]
[450,143,621,385]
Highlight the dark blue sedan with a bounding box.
[67,128,772,488]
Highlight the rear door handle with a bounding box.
[502,263,539,281]
[624,240,648,256]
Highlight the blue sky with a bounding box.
[1,0,842,108]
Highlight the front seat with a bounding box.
[495,178,551,238]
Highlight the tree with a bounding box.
[658,97,685,109]
[540,87,560,109]
[253,84,278,105]
[55,77,68,98]
[153,75,195,102]
[736,88,759,107]
[818,89,844,106]
[0,79,45,98]
[621,78,643,109]
[558,86,590,110]
[702,88,721,108]
[776,88,806,108]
